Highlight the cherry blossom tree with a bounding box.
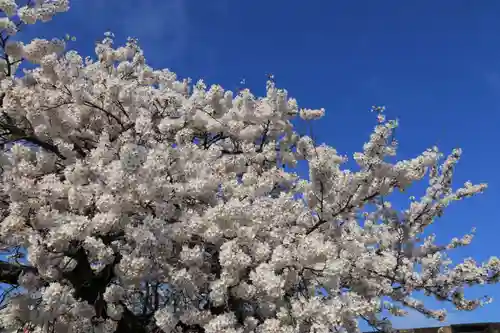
[0,1,498,333]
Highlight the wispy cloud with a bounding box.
[69,0,190,65]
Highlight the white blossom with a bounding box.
[0,0,17,16]
[0,2,496,333]
[154,307,177,333]
[0,17,16,35]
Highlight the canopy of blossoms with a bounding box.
[0,1,498,333]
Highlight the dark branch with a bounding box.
[0,260,37,285]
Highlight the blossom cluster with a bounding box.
[0,2,498,333]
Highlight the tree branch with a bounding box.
[306,191,381,235]
[0,260,37,285]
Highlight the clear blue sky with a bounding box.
[13,0,500,329]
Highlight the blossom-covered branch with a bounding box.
[0,1,498,333]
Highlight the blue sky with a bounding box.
[9,0,500,329]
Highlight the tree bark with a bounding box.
[0,260,37,285]
[0,258,152,333]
